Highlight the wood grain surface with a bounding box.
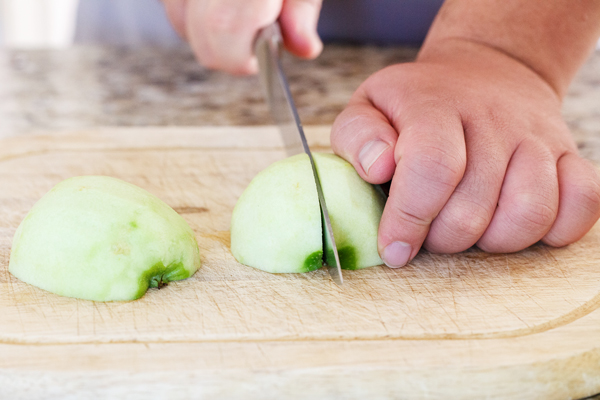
[1,126,599,399]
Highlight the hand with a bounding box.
[331,39,600,267]
[162,0,323,75]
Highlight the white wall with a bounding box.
[0,0,79,48]
[0,2,3,45]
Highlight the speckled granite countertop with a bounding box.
[0,44,598,163]
[0,45,415,132]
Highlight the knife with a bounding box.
[255,22,343,286]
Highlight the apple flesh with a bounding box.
[315,153,386,270]
[9,176,201,301]
[230,155,323,273]
[230,153,385,273]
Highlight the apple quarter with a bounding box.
[9,176,201,301]
[231,153,385,274]
[230,154,323,273]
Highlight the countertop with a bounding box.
[0,44,599,400]
[0,45,598,165]
[0,45,415,134]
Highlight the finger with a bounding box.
[477,141,559,253]
[542,153,600,247]
[162,0,188,40]
[280,0,323,59]
[424,124,512,253]
[186,0,281,75]
[378,109,466,268]
[330,93,398,185]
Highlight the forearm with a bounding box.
[418,0,600,98]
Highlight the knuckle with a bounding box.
[543,163,600,248]
[542,234,566,248]
[569,169,600,216]
[542,229,573,248]
[505,193,557,232]
[404,145,466,190]
[390,203,432,229]
[330,108,364,145]
[227,61,255,75]
[205,6,239,35]
[200,54,251,75]
[199,55,222,71]
[206,0,276,35]
[441,200,491,240]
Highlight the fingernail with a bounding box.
[382,241,412,268]
[359,140,389,175]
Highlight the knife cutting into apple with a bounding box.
[254,21,344,285]
[229,22,387,283]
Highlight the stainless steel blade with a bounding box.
[255,22,343,286]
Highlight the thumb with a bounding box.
[279,0,323,59]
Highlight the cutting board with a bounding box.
[1,126,600,400]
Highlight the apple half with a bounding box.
[231,153,385,273]
[9,176,201,301]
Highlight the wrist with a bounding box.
[416,37,563,101]
[418,0,600,100]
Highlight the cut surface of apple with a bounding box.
[230,153,385,273]
[9,176,201,301]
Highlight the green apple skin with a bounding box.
[230,153,385,273]
[231,155,323,273]
[9,176,201,301]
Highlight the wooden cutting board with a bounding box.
[1,126,600,399]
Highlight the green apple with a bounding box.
[9,176,201,301]
[230,153,385,273]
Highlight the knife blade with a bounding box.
[255,22,343,286]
